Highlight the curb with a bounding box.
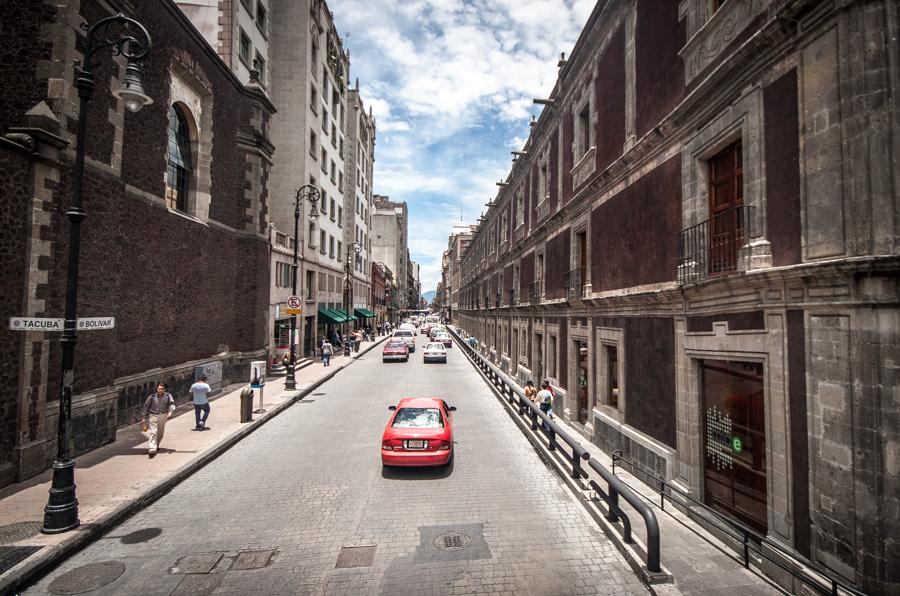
[0,336,387,596]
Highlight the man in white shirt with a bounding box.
[189,375,212,430]
[536,381,554,431]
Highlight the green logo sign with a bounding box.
[731,436,743,453]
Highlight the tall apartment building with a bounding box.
[441,223,475,322]
[345,83,376,314]
[372,196,409,309]
[266,0,356,358]
[175,0,271,89]
[455,1,898,593]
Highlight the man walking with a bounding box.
[142,383,175,458]
[321,338,334,366]
[536,381,554,431]
[189,375,211,430]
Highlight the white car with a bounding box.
[423,342,447,363]
[391,329,416,352]
[399,323,416,332]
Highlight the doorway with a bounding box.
[303,316,315,357]
[701,359,767,533]
[576,341,589,424]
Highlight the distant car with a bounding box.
[420,324,432,335]
[434,333,452,348]
[381,397,456,467]
[382,341,409,363]
[399,323,417,332]
[423,342,447,363]
[390,329,416,352]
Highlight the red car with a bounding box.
[381,398,456,467]
[382,341,409,363]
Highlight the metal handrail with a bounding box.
[449,326,662,574]
[610,452,866,596]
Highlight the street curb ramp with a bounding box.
[0,336,387,596]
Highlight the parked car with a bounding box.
[382,341,410,363]
[423,342,447,363]
[381,398,456,467]
[390,329,416,352]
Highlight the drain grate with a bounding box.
[0,521,42,544]
[434,532,471,551]
[0,546,42,575]
[48,561,125,595]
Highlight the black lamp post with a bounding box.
[285,185,320,391]
[343,241,362,320]
[42,14,153,535]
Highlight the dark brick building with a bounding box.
[0,0,273,485]
[456,1,899,593]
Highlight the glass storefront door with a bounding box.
[701,359,767,534]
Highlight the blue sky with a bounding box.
[330,0,594,292]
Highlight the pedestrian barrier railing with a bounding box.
[449,326,663,577]
[609,451,867,596]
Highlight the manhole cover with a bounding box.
[335,545,376,568]
[48,561,126,595]
[0,521,42,544]
[169,552,223,574]
[0,546,42,574]
[434,532,471,551]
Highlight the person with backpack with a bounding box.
[536,381,554,431]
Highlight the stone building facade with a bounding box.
[345,84,376,318]
[455,1,899,593]
[0,0,273,486]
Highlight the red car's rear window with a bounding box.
[385,342,406,349]
[391,407,444,428]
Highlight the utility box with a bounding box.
[194,361,223,396]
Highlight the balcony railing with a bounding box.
[677,205,755,285]
[529,281,541,305]
[495,293,500,308]
[508,288,516,306]
[536,199,549,222]
[565,268,583,300]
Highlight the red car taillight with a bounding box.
[437,440,451,451]
[382,440,393,451]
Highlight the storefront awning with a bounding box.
[317,308,346,325]
[333,308,357,322]
[354,308,376,318]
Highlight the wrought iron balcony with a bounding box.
[565,268,583,299]
[495,292,501,308]
[529,281,541,305]
[508,288,516,306]
[677,205,755,285]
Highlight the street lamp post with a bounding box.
[285,185,320,391]
[43,13,153,535]
[344,241,362,320]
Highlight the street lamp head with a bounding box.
[309,204,320,222]
[113,59,153,113]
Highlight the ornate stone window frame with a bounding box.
[594,327,625,423]
[680,86,771,271]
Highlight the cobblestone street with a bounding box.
[26,334,648,595]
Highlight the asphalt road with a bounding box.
[26,333,648,595]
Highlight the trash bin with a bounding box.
[240,387,254,423]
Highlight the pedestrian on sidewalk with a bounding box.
[524,379,538,404]
[537,381,554,431]
[189,375,211,430]
[142,383,175,458]
[321,338,334,366]
[543,379,556,419]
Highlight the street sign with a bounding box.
[286,295,302,315]
[9,317,63,331]
[77,317,115,330]
[8,317,115,332]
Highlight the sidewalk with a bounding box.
[0,336,386,595]
[451,326,782,596]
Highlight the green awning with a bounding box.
[333,308,357,322]
[317,308,346,325]
[354,308,376,318]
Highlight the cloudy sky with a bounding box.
[330,0,595,293]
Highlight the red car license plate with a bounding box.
[405,440,426,449]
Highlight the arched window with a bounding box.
[165,104,192,212]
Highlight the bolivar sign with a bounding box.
[9,317,115,331]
